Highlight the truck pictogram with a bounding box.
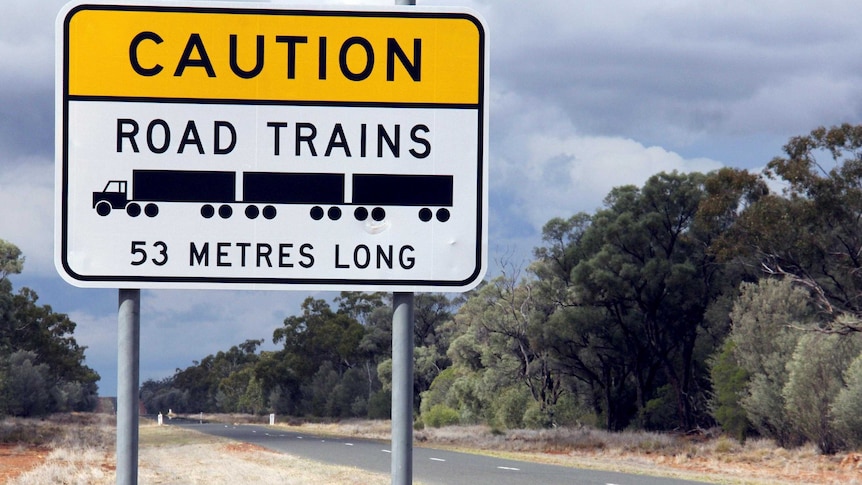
[92,170,454,222]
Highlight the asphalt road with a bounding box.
[165,419,711,485]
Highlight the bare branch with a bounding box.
[761,261,862,334]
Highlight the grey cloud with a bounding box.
[485,1,862,146]
[8,0,862,396]
[0,91,53,163]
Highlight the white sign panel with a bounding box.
[55,1,488,291]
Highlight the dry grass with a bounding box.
[136,433,390,485]
[274,419,862,485]
[0,414,112,448]
[4,415,390,485]
[7,414,862,484]
[3,414,115,485]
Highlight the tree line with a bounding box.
[5,124,862,454]
[139,124,862,453]
[0,240,100,416]
[141,291,456,421]
[141,124,862,453]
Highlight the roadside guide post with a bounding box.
[55,2,487,484]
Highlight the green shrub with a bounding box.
[729,279,813,447]
[547,392,584,427]
[423,404,460,428]
[709,340,751,442]
[831,353,862,447]
[4,351,51,417]
[522,401,552,429]
[419,366,459,416]
[640,385,677,430]
[492,387,529,429]
[367,389,390,420]
[783,332,862,454]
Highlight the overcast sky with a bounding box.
[3,0,862,397]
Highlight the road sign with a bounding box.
[55,1,488,291]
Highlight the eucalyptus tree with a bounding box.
[442,269,565,427]
[556,171,743,430]
[0,239,99,415]
[531,214,637,429]
[273,297,365,379]
[0,239,24,281]
[726,124,862,330]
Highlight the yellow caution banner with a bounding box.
[63,5,484,105]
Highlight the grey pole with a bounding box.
[117,289,141,485]
[391,292,414,485]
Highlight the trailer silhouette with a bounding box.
[92,169,454,222]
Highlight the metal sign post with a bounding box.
[116,289,140,485]
[391,292,414,484]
